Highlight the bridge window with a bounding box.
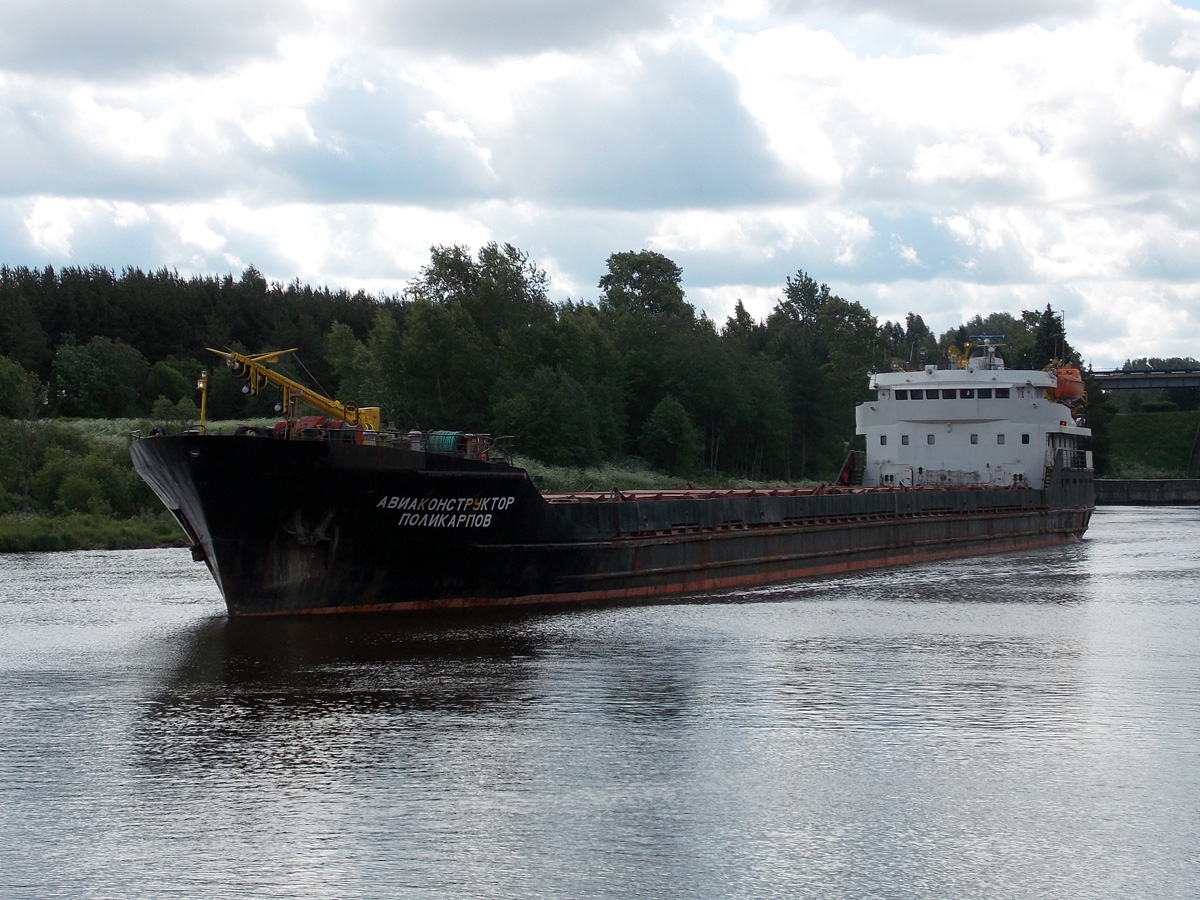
[997,434,1006,445]
[996,388,1010,398]
[895,389,908,399]
[970,434,979,444]
[978,388,993,399]
[942,389,956,399]
[961,388,974,399]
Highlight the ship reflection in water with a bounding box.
[2,507,1198,899]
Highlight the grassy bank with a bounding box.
[52,417,278,446]
[0,510,187,553]
[0,416,275,553]
[1103,410,1200,478]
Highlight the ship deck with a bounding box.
[541,484,1035,503]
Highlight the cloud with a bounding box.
[769,0,1098,34]
[3,1,1200,368]
[0,0,306,78]
[491,45,794,208]
[358,0,702,58]
[275,73,505,204]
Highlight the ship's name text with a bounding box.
[377,495,516,528]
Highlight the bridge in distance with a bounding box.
[1088,369,1200,390]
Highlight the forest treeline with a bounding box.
[2,246,1084,486]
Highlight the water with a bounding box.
[1,507,1198,899]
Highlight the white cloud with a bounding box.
[891,234,921,266]
[417,111,495,175]
[826,211,873,265]
[242,107,316,151]
[909,141,1010,185]
[24,197,76,256]
[177,218,227,254]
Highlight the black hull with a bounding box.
[131,434,1095,616]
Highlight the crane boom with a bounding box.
[210,348,381,431]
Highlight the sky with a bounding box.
[3,0,1200,368]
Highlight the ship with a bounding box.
[129,342,1094,616]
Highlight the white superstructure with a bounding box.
[855,344,1092,489]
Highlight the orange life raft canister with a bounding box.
[1053,367,1084,401]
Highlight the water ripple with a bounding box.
[1,510,1199,898]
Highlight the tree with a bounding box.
[494,367,603,467]
[764,270,869,479]
[776,270,831,325]
[11,370,50,513]
[598,250,690,320]
[1029,304,1078,367]
[52,335,148,417]
[723,299,765,349]
[597,251,700,449]
[392,299,493,430]
[0,356,28,417]
[639,396,702,475]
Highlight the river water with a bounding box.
[1,506,1198,899]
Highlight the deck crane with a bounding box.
[208,348,381,433]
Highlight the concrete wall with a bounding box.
[1095,479,1200,505]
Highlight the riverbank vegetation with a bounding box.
[2,250,1092,480]
[1102,410,1200,478]
[0,246,1169,550]
[0,415,200,551]
[0,510,184,552]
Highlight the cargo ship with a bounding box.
[130,343,1094,616]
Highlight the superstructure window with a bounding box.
[978,388,993,399]
[1022,433,1030,444]
[901,435,910,445]
[961,388,974,399]
[970,434,979,444]
[996,388,1010,398]
[895,389,908,399]
[927,434,935,445]
[997,434,1006,445]
[880,435,887,445]
[942,389,956,399]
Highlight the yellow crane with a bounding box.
[207,348,381,432]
